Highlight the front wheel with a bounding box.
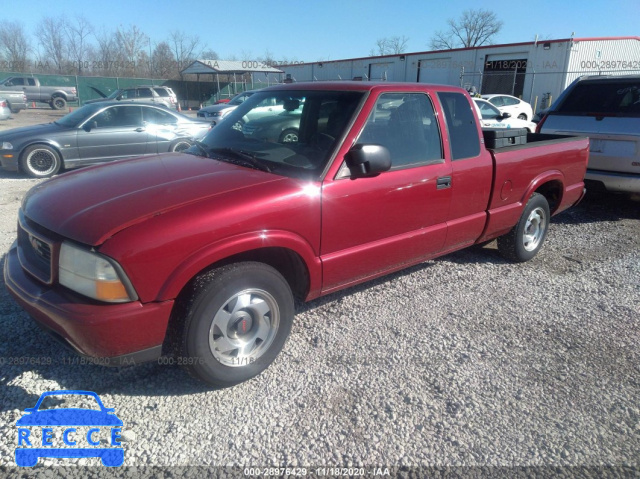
[279,128,299,143]
[20,145,62,178]
[517,113,528,120]
[497,193,550,262]
[179,262,294,387]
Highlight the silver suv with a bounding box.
[538,75,640,193]
[85,86,178,110]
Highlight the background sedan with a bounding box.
[0,102,212,178]
[481,94,533,121]
[473,98,536,132]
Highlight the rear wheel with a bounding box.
[498,193,550,262]
[20,145,62,178]
[170,139,192,152]
[517,113,527,120]
[51,97,67,110]
[179,262,294,387]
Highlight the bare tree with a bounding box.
[169,30,201,70]
[430,9,503,50]
[94,28,120,76]
[370,36,409,56]
[200,48,219,61]
[36,17,68,73]
[116,25,148,75]
[151,41,175,77]
[0,21,31,68]
[66,16,94,74]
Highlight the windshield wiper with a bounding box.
[186,140,212,158]
[209,147,272,173]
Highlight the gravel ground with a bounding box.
[0,111,639,477]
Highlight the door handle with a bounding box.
[437,176,452,189]
[135,127,146,132]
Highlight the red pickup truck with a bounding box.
[4,82,589,387]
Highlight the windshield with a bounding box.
[194,90,364,180]
[228,92,253,105]
[475,100,502,119]
[54,103,105,128]
[105,89,123,100]
[55,104,104,127]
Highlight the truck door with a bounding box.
[321,92,452,292]
[436,92,493,250]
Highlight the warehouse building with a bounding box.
[281,36,640,113]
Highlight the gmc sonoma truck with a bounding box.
[4,82,589,387]
[0,76,78,110]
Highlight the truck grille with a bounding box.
[17,218,57,284]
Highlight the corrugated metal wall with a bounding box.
[282,38,640,112]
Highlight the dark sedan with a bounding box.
[0,101,212,178]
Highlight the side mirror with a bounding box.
[501,112,511,119]
[345,144,391,178]
[83,121,97,132]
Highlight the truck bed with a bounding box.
[479,132,590,242]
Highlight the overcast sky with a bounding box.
[4,0,640,62]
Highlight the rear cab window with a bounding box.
[437,92,480,160]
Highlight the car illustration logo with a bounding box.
[15,390,124,467]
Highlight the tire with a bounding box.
[51,97,67,110]
[20,145,62,178]
[170,139,192,152]
[179,262,294,387]
[517,113,527,120]
[278,128,299,143]
[497,193,550,262]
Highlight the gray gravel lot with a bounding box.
[0,110,639,476]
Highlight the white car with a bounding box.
[481,94,533,121]
[473,98,536,133]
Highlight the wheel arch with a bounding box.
[521,171,564,215]
[156,232,322,304]
[159,242,319,357]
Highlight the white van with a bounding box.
[537,75,640,193]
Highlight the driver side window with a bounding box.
[357,93,443,168]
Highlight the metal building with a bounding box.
[281,36,640,113]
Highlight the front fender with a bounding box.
[155,229,323,302]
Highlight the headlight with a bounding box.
[58,242,136,303]
[1,142,13,150]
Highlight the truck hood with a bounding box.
[22,153,283,245]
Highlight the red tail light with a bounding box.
[0,100,7,107]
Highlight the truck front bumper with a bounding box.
[4,242,173,365]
